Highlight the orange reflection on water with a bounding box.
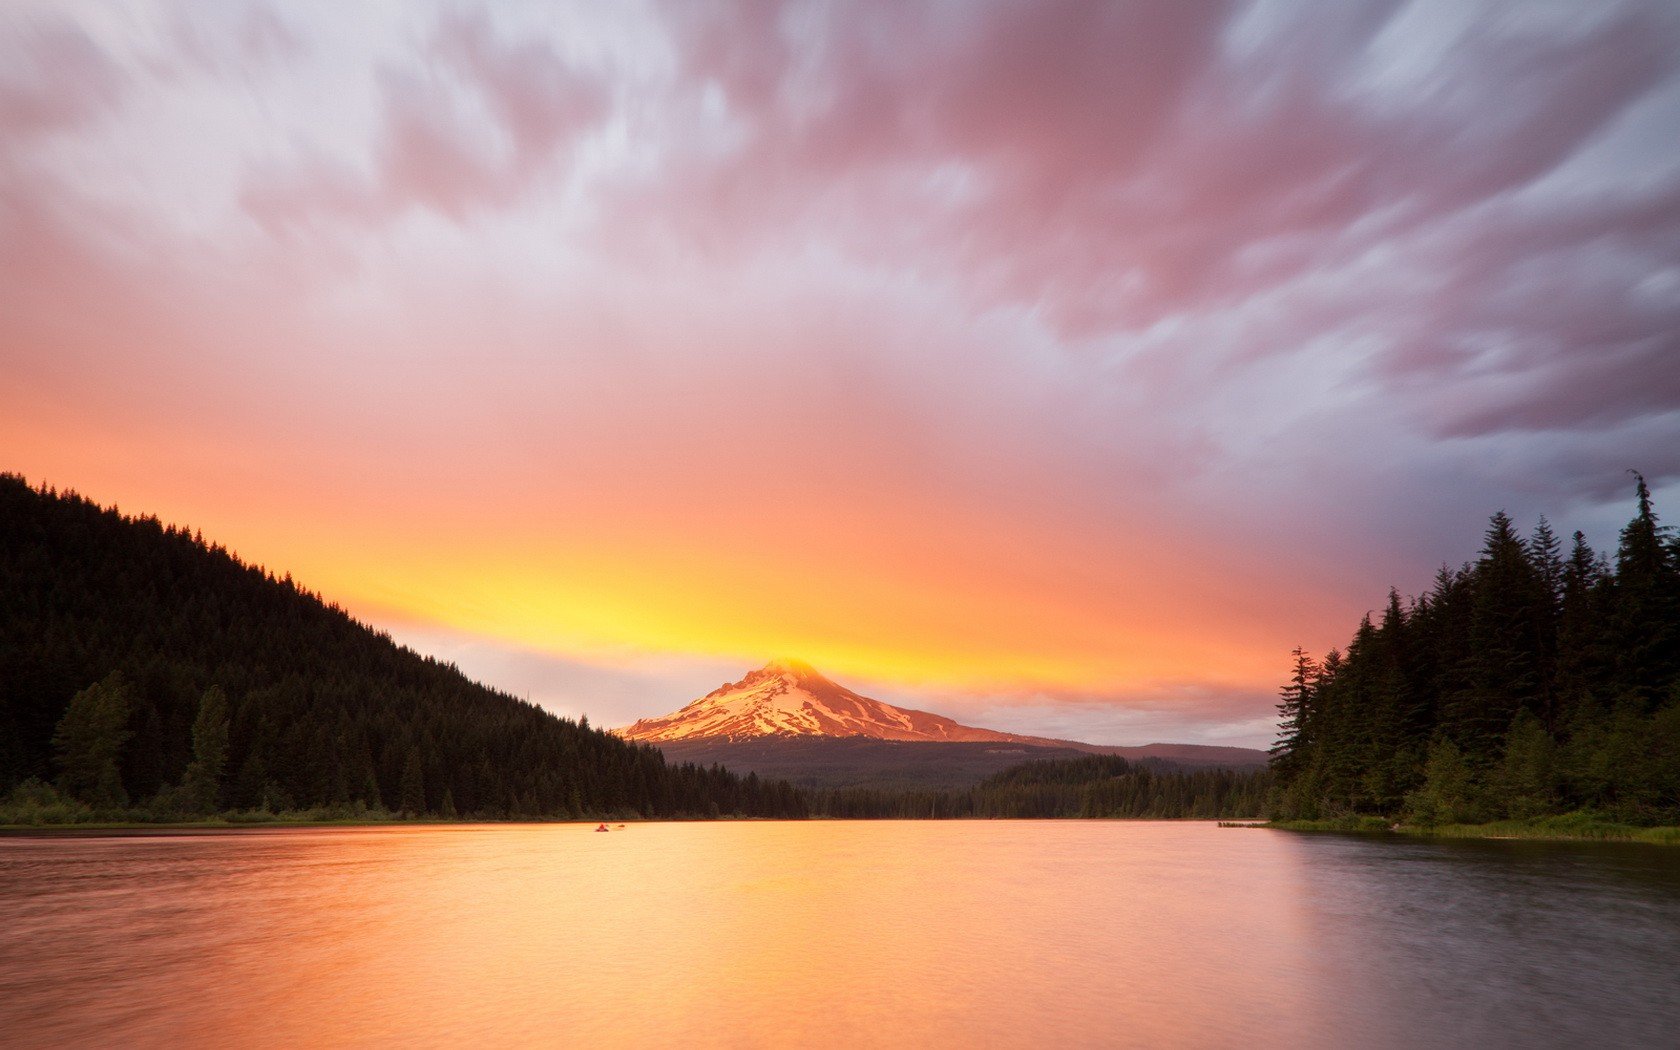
[3,822,1677,1048]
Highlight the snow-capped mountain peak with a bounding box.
[615,660,1031,744]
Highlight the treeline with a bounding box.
[0,474,805,822]
[810,755,1271,819]
[1270,474,1680,826]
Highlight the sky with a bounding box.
[4,1,1679,748]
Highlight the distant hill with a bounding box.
[655,737,1264,791]
[0,474,801,819]
[654,737,1093,790]
[620,660,1267,788]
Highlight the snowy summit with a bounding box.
[616,660,1033,744]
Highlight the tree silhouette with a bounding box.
[1270,475,1680,825]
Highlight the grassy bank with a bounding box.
[0,801,646,833]
[0,808,445,833]
[1265,812,1680,845]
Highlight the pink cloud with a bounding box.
[0,22,124,138]
[243,8,608,232]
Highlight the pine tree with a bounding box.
[1530,517,1565,612]
[399,747,427,815]
[1450,512,1546,754]
[1528,518,1563,729]
[1405,738,1477,827]
[1361,589,1423,808]
[358,750,385,811]
[1270,647,1319,775]
[1495,710,1557,819]
[52,672,132,808]
[1555,530,1609,729]
[181,686,230,813]
[1609,471,1679,709]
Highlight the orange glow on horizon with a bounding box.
[0,419,1333,708]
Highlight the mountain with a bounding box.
[0,474,803,819]
[618,660,1267,787]
[618,659,1042,743]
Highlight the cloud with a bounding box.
[242,8,609,231]
[0,21,125,138]
[4,1,1680,744]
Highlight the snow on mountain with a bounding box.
[615,659,1036,744]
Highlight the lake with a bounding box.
[2,822,1677,1048]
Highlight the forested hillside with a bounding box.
[0,474,804,821]
[1270,474,1680,825]
[811,754,1270,819]
[650,736,1263,792]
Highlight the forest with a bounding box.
[0,474,805,823]
[1269,473,1680,826]
[809,755,1270,819]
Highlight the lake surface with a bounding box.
[2,822,1677,1049]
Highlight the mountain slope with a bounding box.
[0,474,802,819]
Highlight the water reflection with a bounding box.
[2,823,1676,1048]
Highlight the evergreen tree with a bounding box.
[1269,648,1319,776]
[399,747,427,815]
[1555,530,1610,729]
[1447,512,1546,753]
[181,685,230,813]
[1494,711,1557,820]
[359,750,385,811]
[1530,517,1565,611]
[1404,738,1476,827]
[1528,518,1563,728]
[1609,471,1679,709]
[52,671,132,807]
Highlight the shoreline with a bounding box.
[1263,815,1680,846]
[5,815,1257,835]
[9,815,1673,842]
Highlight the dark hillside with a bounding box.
[654,737,1097,790]
[654,736,1265,791]
[0,474,802,819]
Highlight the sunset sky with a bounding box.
[4,1,1678,747]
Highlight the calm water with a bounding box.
[2,822,1678,1049]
